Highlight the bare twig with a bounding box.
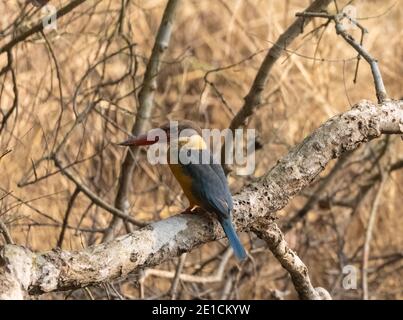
[52,155,146,227]
[83,287,95,300]
[141,249,233,284]
[169,253,187,299]
[0,149,12,162]
[57,188,80,248]
[0,219,14,245]
[295,11,388,102]
[0,51,18,135]
[362,174,387,300]
[220,267,237,300]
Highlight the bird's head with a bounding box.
[117,120,205,149]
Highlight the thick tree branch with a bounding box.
[281,150,353,233]
[0,100,402,299]
[252,221,330,300]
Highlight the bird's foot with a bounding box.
[184,205,198,214]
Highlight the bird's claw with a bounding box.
[183,205,198,214]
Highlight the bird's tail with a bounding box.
[220,217,247,261]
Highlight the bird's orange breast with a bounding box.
[167,136,208,207]
[168,162,200,206]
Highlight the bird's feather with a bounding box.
[220,216,247,261]
[171,149,246,260]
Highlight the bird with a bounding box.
[117,120,247,261]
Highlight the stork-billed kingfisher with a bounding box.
[118,120,247,261]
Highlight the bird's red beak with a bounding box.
[116,133,156,146]
[116,128,166,147]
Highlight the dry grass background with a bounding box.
[0,0,402,299]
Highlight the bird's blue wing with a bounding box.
[209,163,233,210]
[179,150,246,260]
[180,150,233,217]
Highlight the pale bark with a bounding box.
[252,221,330,300]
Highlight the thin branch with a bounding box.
[0,51,18,135]
[221,0,334,173]
[362,174,387,300]
[141,249,233,284]
[169,253,187,299]
[57,188,80,248]
[0,219,14,245]
[52,155,146,227]
[0,149,12,162]
[295,11,388,103]
[0,0,88,55]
